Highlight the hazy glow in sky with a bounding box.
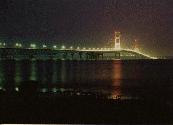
[0,0,173,56]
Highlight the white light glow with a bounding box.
[43,44,47,48]
[30,44,36,48]
[53,45,57,49]
[61,45,66,49]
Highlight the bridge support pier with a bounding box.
[71,53,74,60]
[101,53,103,60]
[79,52,82,60]
[115,52,120,59]
[63,52,67,60]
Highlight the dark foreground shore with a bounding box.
[0,91,173,124]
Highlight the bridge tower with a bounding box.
[115,32,121,50]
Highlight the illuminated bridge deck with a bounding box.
[0,47,157,60]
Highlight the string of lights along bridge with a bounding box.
[0,32,157,60]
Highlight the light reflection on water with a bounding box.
[30,60,37,81]
[15,61,22,85]
[61,61,67,84]
[0,61,4,86]
[52,61,57,84]
[110,61,122,99]
[0,59,173,100]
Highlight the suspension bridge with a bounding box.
[0,32,157,60]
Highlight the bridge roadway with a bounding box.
[0,47,157,60]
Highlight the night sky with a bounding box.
[0,0,173,56]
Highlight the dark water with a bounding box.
[1,59,173,123]
[0,59,173,100]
